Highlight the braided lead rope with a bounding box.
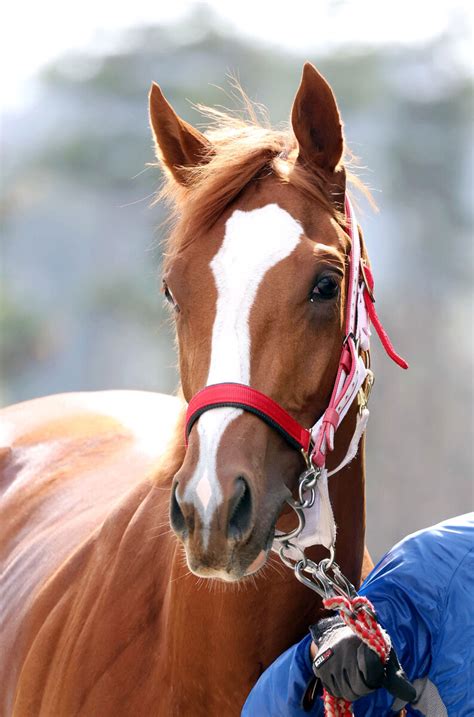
[321,595,391,716]
[323,694,352,717]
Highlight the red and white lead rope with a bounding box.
[321,595,391,717]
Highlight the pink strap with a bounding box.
[362,265,408,370]
[323,408,340,429]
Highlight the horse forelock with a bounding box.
[156,102,371,269]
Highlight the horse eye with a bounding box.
[162,281,179,312]
[310,275,340,302]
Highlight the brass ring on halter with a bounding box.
[300,447,311,470]
[358,369,375,415]
[362,347,372,370]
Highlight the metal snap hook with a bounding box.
[278,542,306,570]
[294,560,327,599]
[273,498,306,544]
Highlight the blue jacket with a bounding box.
[243,514,474,716]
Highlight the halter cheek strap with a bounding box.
[184,197,407,475]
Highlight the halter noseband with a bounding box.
[185,197,407,470]
[186,382,312,453]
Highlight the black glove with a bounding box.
[310,616,416,704]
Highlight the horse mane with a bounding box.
[155,92,371,264]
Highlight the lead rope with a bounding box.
[273,467,393,717]
[321,595,391,716]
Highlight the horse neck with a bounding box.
[31,407,364,715]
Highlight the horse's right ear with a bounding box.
[291,63,344,174]
[149,82,212,185]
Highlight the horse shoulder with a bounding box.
[0,390,184,716]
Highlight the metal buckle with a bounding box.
[357,369,375,414]
[342,331,356,347]
[300,446,311,470]
[273,462,341,598]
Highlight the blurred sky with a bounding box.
[1,0,473,112]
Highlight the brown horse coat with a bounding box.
[1,63,376,716]
[1,390,368,716]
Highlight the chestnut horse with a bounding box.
[1,64,378,716]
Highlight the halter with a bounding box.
[185,196,407,474]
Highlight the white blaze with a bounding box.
[184,204,303,531]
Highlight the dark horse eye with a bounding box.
[310,275,340,302]
[162,281,179,312]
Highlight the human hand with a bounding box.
[310,616,416,703]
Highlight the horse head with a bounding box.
[149,63,361,581]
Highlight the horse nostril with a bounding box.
[228,476,253,541]
[170,482,187,536]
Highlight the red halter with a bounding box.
[185,197,407,464]
[186,382,312,453]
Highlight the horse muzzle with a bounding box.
[170,466,287,581]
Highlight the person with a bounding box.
[242,514,474,716]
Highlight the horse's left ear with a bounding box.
[149,82,212,185]
[291,63,344,174]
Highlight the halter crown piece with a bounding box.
[185,196,408,552]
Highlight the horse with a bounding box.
[1,63,391,716]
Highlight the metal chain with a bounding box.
[273,462,358,601]
[275,461,402,717]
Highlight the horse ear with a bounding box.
[291,63,344,174]
[149,82,212,185]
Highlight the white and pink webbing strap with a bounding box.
[310,197,370,470]
[290,197,408,553]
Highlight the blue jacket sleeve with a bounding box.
[243,513,474,717]
[242,634,323,717]
[356,512,474,715]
